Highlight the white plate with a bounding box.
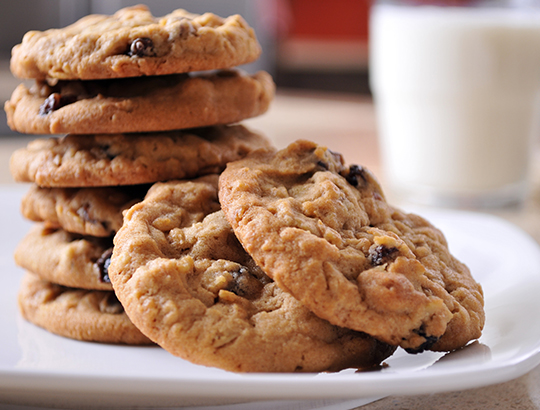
[1,187,540,408]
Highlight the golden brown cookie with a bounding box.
[10,5,261,80]
[21,184,147,237]
[5,70,274,135]
[18,272,151,344]
[218,140,485,353]
[109,175,395,372]
[15,224,113,291]
[10,124,272,187]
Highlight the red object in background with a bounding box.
[405,0,476,4]
[286,0,371,42]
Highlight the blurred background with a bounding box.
[0,0,372,134]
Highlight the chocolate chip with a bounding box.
[226,266,264,299]
[404,328,440,354]
[316,160,329,170]
[128,37,154,57]
[39,93,77,115]
[343,164,368,187]
[95,248,113,283]
[369,245,399,266]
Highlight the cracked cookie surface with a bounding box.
[109,175,395,372]
[18,272,151,344]
[10,5,261,80]
[5,70,274,134]
[10,124,272,187]
[218,140,485,352]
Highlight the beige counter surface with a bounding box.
[2,91,540,409]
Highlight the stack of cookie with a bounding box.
[6,5,274,345]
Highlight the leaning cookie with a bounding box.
[10,124,272,187]
[11,5,261,80]
[21,184,147,237]
[15,224,113,291]
[18,272,152,345]
[6,70,274,135]
[218,140,485,353]
[109,175,396,372]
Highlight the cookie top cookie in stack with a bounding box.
[10,5,261,80]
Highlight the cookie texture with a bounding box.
[15,224,113,291]
[18,272,151,344]
[10,5,261,80]
[109,176,395,372]
[21,184,147,237]
[10,124,272,187]
[218,140,485,353]
[5,70,275,135]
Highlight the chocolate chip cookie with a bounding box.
[15,224,113,291]
[5,70,274,134]
[10,5,261,80]
[21,184,147,237]
[10,124,272,187]
[109,175,395,372]
[218,140,485,353]
[18,272,151,344]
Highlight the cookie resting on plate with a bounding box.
[10,5,261,80]
[9,124,272,188]
[18,272,151,345]
[109,175,396,372]
[218,140,485,353]
[5,70,274,135]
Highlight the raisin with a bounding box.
[95,248,113,283]
[316,160,329,170]
[343,164,368,187]
[128,37,154,57]
[226,266,264,299]
[369,245,399,266]
[404,328,440,354]
[39,93,77,115]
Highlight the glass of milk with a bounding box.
[369,0,540,208]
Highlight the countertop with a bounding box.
[1,90,540,409]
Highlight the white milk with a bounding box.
[370,4,540,207]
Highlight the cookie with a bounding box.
[5,70,275,135]
[109,176,395,372]
[10,124,272,187]
[15,224,113,291]
[10,5,261,80]
[18,272,151,344]
[21,184,147,237]
[218,140,485,353]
